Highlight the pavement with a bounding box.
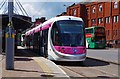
[87,48,119,65]
[0,54,3,79]
[1,46,69,78]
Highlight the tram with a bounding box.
[25,16,86,61]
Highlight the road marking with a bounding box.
[32,57,54,76]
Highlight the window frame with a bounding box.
[92,7,95,13]
[99,5,102,12]
[114,2,118,9]
[73,9,77,16]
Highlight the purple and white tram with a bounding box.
[25,16,86,61]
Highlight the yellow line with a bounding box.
[32,57,53,75]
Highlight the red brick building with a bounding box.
[57,12,67,16]
[66,2,120,47]
[31,17,46,28]
[67,3,87,27]
[35,17,46,26]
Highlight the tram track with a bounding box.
[59,65,88,77]
[55,58,119,78]
[59,65,118,78]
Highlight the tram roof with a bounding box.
[25,16,83,36]
[42,16,83,26]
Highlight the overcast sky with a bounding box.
[0,0,111,21]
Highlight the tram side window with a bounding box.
[51,22,59,45]
[34,32,40,49]
[44,29,48,44]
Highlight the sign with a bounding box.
[7,21,13,27]
[86,34,93,38]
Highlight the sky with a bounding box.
[0,0,78,21]
[20,2,74,21]
[0,0,111,22]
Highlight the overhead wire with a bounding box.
[16,0,28,16]
[0,0,6,8]
[0,0,7,10]
[14,0,29,16]
[15,0,25,15]
[2,1,7,14]
[13,6,19,15]
[2,7,7,14]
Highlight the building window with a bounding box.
[92,7,95,13]
[98,18,101,24]
[92,19,96,25]
[108,17,110,23]
[106,17,108,23]
[117,16,119,22]
[101,18,103,23]
[98,18,103,24]
[114,16,115,22]
[106,17,110,23]
[114,15,119,23]
[114,2,118,9]
[73,9,76,16]
[99,5,102,12]
[86,8,89,14]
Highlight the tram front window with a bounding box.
[57,20,85,46]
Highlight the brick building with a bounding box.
[67,3,87,28]
[31,17,46,28]
[66,2,120,47]
[35,17,46,26]
[57,12,67,16]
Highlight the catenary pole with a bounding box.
[6,0,14,70]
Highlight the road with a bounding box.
[87,48,119,64]
[56,58,119,78]
[55,48,119,78]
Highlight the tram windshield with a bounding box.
[57,20,85,46]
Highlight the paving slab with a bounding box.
[1,46,69,78]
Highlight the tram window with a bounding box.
[51,22,60,45]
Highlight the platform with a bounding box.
[1,46,69,78]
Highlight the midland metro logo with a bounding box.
[73,48,78,54]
